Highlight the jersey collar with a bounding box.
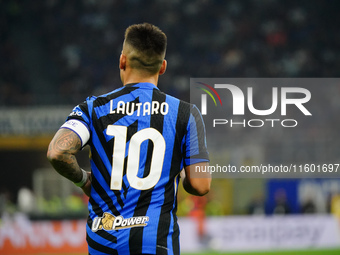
[125,82,159,90]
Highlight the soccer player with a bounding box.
[47,23,211,255]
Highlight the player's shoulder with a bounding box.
[160,91,192,109]
[84,86,125,105]
[98,86,126,98]
[84,95,98,103]
[166,92,200,114]
[160,92,203,124]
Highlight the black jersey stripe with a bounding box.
[95,103,138,205]
[89,197,104,217]
[191,105,209,159]
[91,110,115,173]
[94,86,139,108]
[87,219,117,244]
[120,119,138,199]
[97,96,140,124]
[92,103,141,209]
[171,185,180,254]
[129,88,166,254]
[156,100,190,255]
[94,97,141,180]
[156,182,175,255]
[91,170,120,216]
[87,233,118,255]
[170,101,190,255]
[65,101,91,125]
[90,139,125,209]
[78,101,90,119]
[122,154,129,198]
[90,142,112,188]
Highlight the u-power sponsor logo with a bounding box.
[195,83,311,128]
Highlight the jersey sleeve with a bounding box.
[66,101,91,124]
[60,101,91,148]
[183,104,209,166]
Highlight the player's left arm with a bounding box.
[47,128,91,196]
[182,162,211,196]
[182,105,211,196]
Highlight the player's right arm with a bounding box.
[47,128,91,197]
[182,162,211,196]
[47,103,92,197]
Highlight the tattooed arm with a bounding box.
[47,128,91,196]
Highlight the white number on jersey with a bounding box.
[106,125,166,190]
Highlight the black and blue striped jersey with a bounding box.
[65,82,209,255]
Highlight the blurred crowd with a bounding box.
[1,0,340,105]
[1,0,340,218]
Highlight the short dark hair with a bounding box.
[124,23,167,74]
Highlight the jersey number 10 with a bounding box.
[106,125,166,191]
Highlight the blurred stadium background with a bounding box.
[1,0,340,254]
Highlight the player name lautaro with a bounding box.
[110,100,169,116]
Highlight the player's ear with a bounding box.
[119,54,126,71]
[159,59,167,75]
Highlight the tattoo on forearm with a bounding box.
[48,129,83,183]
